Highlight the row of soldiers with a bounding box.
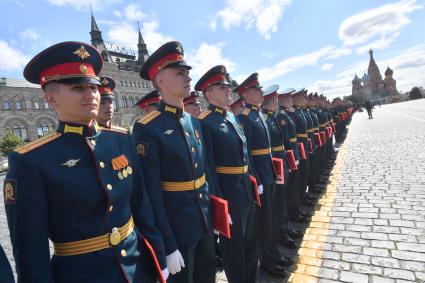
[1,40,352,283]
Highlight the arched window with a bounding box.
[43,99,49,110]
[36,120,54,138]
[2,100,10,111]
[14,97,23,110]
[32,97,43,110]
[112,99,117,111]
[10,125,29,141]
[122,96,128,108]
[128,96,134,108]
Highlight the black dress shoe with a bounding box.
[290,214,309,223]
[280,234,297,249]
[277,256,294,267]
[287,229,304,239]
[299,211,312,218]
[259,265,288,278]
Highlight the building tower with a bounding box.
[367,49,386,97]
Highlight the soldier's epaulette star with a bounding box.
[14,132,62,154]
[138,110,161,125]
[197,110,212,120]
[242,108,251,116]
[101,126,128,134]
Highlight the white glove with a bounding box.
[161,268,169,280]
[228,213,233,225]
[166,249,185,275]
[214,229,220,235]
[295,160,300,166]
[258,184,264,195]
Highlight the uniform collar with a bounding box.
[262,108,275,116]
[246,103,260,112]
[208,104,227,116]
[159,101,184,118]
[57,120,100,137]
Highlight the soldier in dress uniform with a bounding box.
[235,73,288,278]
[0,244,14,283]
[184,91,202,117]
[135,90,161,116]
[275,89,308,230]
[288,88,312,222]
[4,41,167,283]
[261,85,299,256]
[96,76,116,128]
[195,65,259,283]
[229,98,245,115]
[133,41,216,283]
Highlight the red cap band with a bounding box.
[236,79,259,95]
[148,53,184,80]
[139,96,160,109]
[39,62,96,86]
[199,73,227,92]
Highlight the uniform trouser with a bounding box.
[298,156,309,203]
[0,245,14,283]
[308,151,318,188]
[286,170,301,218]
[257,182,277,267]
[220,201,258,283]
[168,234,216,283]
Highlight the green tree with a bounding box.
[1,129,25,156]
[409,87,423,100]
[343,95,366,105]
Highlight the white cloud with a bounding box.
[19,28,39,41]
[106,6,172,53]
[339,0,422,48]
[187,42,236,83]
[209,19,217,31]
[124,3,146,21]
[0,40,29,72]
[47,0,121,10]
[213,0,292,39]
[309,44,425,98]
[325,47,352,60]
[355,33,399,54]
[321,64,333,71]
[257,46,335,82]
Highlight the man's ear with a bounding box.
[44,91,58,110]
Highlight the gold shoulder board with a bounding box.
[138,111,161,125]
[197,110,212,120]
[15,132,62,154]
[242,108,251,116]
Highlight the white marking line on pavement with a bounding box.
[381,109,425,123]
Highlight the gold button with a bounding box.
[109,205,113,212]
[194,163,198,168]
[185,132,189,137]
[107,184,112,190]
[121,249,127,257]
[90,140,96,146]
[192,147,195,152]
[199,193,203,199]
[99,162,105,168]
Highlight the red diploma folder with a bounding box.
[307,138,313,153]
[209,195,231,239]
[332,122,336,133]
[298,142,307,160]
[320,132,326,145]
[314,132,322,146]
[249,175,261,207]
[286,150,297,171]
[272,157,284,184]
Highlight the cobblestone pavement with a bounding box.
[2,99,425,282]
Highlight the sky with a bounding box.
[1,0,425,98]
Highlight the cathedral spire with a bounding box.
[90,9,103,46]
[369,48,373,59]
[137,21,149,65]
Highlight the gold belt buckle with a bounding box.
[194,178,202,189]
[109,227,121,246]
